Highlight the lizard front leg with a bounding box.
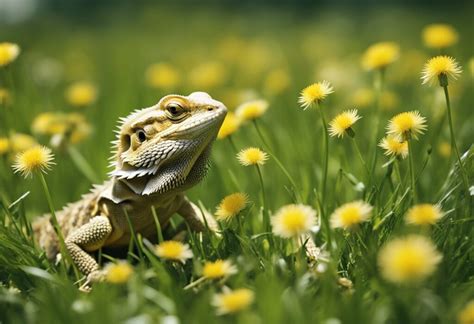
[177,196,218,232]
[65,216,112,281]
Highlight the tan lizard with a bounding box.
[33,92,227,284]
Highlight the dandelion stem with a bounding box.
[351,137,370,179]
[442,85,469,191]
[256,165,268,231]
[407,140,417,203]
[38,172,79,279]
[227,136,238,153]
[317,102,329,206]
[253,120,302,203]
[369,69,385,186]
[67,146,99,184]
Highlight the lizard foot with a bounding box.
[78,270,106,292]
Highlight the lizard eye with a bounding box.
[166,103,185,120]
[136,129,147,143]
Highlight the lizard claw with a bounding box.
[78,270,106,292]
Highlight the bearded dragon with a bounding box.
[33,92,227,284]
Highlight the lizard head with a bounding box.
[110,92,227,195]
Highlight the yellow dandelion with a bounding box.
[0,88,11,105]
[380,91,399,111]
[328,109,361,138]
[298,81,334,109]
[362,42,399,71]
[351,88,374,109]
[379,136,409,159]
[215,192,248,221]
[387,111,427,141]
[145,63,180,90]
[202,259,238,279]
[421,56,462,86]
[188,61,227,89]
[458,300,474,324]
[212,288,254,315]
[271,204,317,238]
[422,24,458,49]
[235,99,269,121]
[12,146,55,178]
[405,204,444,226]
[65,82,98,107]
[0,42,20,67]
[0,137,10,155]
[32,112,67,135]
[9,133,37,153]
[104,261,134,284]
[378,235,442,283]
[237,147,268,166]
[263,68,290,95]
[438,141,451,158]
[154,240,193,263]
[217,112,241,139]
[330,200,372,230]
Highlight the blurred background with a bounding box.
[0,0,473,216]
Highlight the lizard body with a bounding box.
[33,92,227,280]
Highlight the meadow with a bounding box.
[0,4,473,324]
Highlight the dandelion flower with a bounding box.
[0,42,20,67]
[212,288,254,315]
[352,88,374,108]
[202,259,238,279]
[362,42,399,71]
[217,112,241,139]
[330,201,372,230]
[263,68,290,95]
[379,136,409,159]
[65,82,98,107]
[438,141,451,158]
[378,235,442,283]
[271,204,317,238]
[12,146,55,178]
[145,63,180,90]
[104,261,134,284]
[0,137,9,155]
[298,81,334,109]
[215,192,248,221]
[387,111,427,141]
[188,61,227,89]
[328,109,361,138]
[421,56,462,86]
[406,204,444,226]
[235,99,269,121]
[458,300,474,324]
[0,88,11,105]
[10,133,37,153]
[237,147,268,166]
[422,24,458,49]
[154,241,193,263]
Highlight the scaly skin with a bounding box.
[33,92,227,283]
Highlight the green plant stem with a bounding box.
[253,120,302,203]
[38,172,79,279]
[369,69,385,186]
[442,85,470,191]
[227,136,238,153]
[67,146,99,184]
[351,137,370,180]
[407,140,417,203]
[256,165,269,231]
[317,102,328,205]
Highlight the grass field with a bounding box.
[0,4,473,323]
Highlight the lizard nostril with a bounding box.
[207,107,214,111]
